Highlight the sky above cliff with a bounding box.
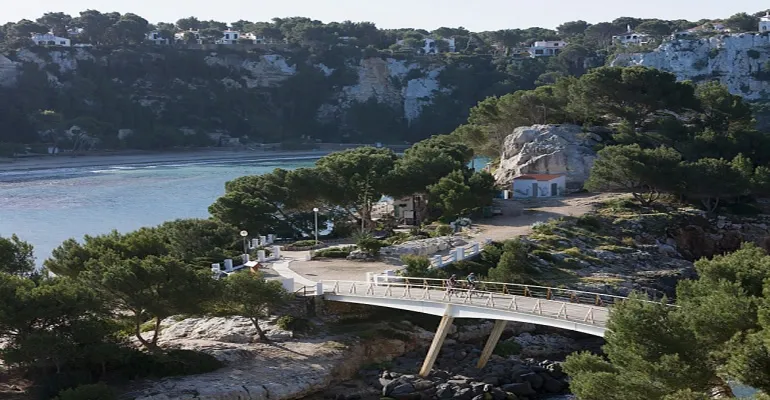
[4,0,768,31]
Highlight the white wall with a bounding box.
[512,176,566,198]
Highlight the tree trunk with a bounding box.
[150,316,162,347]
[134,316,158,351]
[251,317,269,341]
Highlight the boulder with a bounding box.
[501,382,536,397]
[391,383,416,396]
[494,124,600,190]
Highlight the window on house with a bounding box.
[60,41,65,45]
[225,34,230,39]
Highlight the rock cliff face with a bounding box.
[494,124,600,190]
[611,33,770,100]
[0,48,446,143]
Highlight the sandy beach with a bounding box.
[0,148,336,172]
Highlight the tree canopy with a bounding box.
[565,244,770,399]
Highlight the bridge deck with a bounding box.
[318,278,613,336]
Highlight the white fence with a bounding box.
[429,239,492,268]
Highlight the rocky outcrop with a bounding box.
[380,236,467,257]
[494,124,600,190]
[670,214,770,260]
[129,320,428,400]
[205,53,297,87]
[611,33,770,100]
[316,340,574,400]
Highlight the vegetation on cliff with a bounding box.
[3,9,768,152]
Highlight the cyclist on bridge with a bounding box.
[466,273,478,292]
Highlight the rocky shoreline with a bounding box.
[122,306,601,400]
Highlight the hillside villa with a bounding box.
[31,33,71,47]
[528,41,566,57]
[612,26,651,46]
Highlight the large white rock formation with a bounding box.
[494,124,601,190]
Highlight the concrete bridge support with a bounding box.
[476,320,507,369]
[419,305,455,377]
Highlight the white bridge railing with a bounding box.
[318,278,617,331]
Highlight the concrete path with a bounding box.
[272,257,318,287]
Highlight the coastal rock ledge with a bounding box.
[494,124,601,190]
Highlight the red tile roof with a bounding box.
[513,174,564,181]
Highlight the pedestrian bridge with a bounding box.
[307,277,642,376]
[316,277,620,337]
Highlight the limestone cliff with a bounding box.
[0,47,451,145]
[611,33,770,100]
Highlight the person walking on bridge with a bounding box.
[447,274,459,296]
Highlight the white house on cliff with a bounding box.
[31,33,71,47]
[528,41,566,57]
[761,13,770,32]
[612,26,650,45]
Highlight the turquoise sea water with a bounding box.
[0,157,318,264]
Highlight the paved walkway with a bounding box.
[272,257,318,287]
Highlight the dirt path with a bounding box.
[288,193,624,283]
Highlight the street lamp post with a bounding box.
[240,230,248,255]
[312,208,319,244]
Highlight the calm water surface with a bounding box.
[0,157,317,264]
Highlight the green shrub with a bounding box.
[563,247,583,257]
[532,221,555,235]
[559,257,583,270]
[433,224,454,237]
[382,232,411,245]
[748,49,761,59]
[288,240,322,248]
[355,233,383,256]
[449,260,491,275]
[55,383,115,400]
[576,215,602,231]
[531,250,555,262]
[480,244,503,266]
[493,340,521,357]
[138,350,223,377]
[488,239,531,282]
[314,247,353,258]
[277,315,312,332]
[400,255,446,278]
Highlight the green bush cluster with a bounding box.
[276,315,312,332]
[55,383,115,400]
[314,246,353,258]
[287,240,322,249]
